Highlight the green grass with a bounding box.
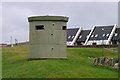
[108,48,118,51]
[2,46,118,78]
[0,48,2,79]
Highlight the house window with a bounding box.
[68,36,71,39]
[91,35,94,37]
[102,28,104,31]
[72,36,74,39]
[62,26,66,30]
[106,34,109,37]
[102,34,105,37]
[95,34,98,37]
[35,25,44,30]
[79,35,82,38]
[86,35,89,38]
[115,33,118,36]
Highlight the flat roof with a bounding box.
[28,16,69,22]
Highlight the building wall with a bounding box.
[86,40,108,45]
[29,16,68,59]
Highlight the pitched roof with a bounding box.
[76,30,91,42]
[67,28,79,41]
[89,25,114,40]
[111,28,120,40]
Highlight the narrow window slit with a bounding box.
[35,25,44,30]
[62,26,66,30]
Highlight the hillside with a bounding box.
[2,46,118,78]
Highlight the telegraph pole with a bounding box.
[15,39,18,45]
[10,36,13,47]
[102,28,104,57]
[118,34,120,56]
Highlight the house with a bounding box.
[67,28,79,45]
[111,28,120,45]
[67,24,119,46]
[0,44,7,47]
[84,25,116,45]
[76,30,91,45]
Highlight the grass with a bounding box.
[108,48,118,51]
[2,46,118,78]
[0,48,2,79]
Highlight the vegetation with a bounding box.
[0,48,2,79]
[2,46,118,78]
[108,48,118,51]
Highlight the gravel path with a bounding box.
[104,48,118,53]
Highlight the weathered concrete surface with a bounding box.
[28,16,69,59]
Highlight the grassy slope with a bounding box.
[108,48,118,51]
[2,46,118,78]
[0,48,2,79]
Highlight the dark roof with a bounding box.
[89,25,114,40]
[111,28,120,41]
[76,30,91,42]
[67,28,79,41]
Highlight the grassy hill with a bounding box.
[0,48,2,79]
[108,48,118,51]
[2,46,118,78]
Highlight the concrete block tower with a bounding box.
[28,16,69,59]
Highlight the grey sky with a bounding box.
[2,2,118,44]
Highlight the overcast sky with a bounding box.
[2,2,118,44]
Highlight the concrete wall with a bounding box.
[28,16,69,59]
